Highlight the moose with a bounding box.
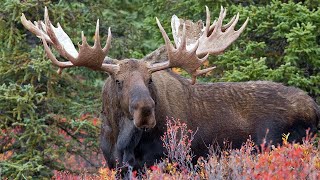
[21,7,319,169]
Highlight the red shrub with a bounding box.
[52,118,320,179]
[160,117,197,172]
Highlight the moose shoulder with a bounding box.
[22,7,319,169]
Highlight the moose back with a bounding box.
[21,7,319,169]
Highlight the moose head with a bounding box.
[21,7,248,130]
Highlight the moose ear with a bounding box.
[102,57,120,75]
[103,57,120,65]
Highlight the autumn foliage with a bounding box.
[52,118,320,179]
[1,0,319,179]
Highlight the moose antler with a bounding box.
[149,6,249,84]
[21,7,119,74]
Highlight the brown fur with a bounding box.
[100,47,320,169]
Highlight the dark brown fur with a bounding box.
[100,47,320,169]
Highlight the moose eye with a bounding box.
[115,80,123,89]
[148,78,153,84]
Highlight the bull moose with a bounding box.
[21,7,319,169]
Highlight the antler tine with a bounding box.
[94,19,101,48]
[223,15,236,30]
[236,17,249,34]
[179,23,187,50]
[204,6,211,37]
[93,20,113,54]
[211,6,225,34]
[44,7,77,64]
[146,17,172,71]
[191,66,216,84]
[100,26,119,73]
[156,17,175,50]
[41,35,73,74]
[196,6,249,56]
[207,7,237,38]
[228,12,240,32]
[102,27,112,53]
[21,13,52,43]
[21,7,119,74]
[209,15,236,33]
[80,31,88,47]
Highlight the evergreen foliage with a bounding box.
[0,0,319,178]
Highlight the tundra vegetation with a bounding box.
[0,0,320,179]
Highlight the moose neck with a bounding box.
[151,70,193,125]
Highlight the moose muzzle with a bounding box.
[130,97,156,130]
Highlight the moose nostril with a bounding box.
[142,108,151,116]
[139,125,150,131]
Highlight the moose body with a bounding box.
[100,56,320,168]
[22,6,319,170]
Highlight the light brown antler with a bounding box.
[196,6,249,56]
[149,6,249,84]
[21,7,119,74]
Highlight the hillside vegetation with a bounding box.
[0,0,319,179]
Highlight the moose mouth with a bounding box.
[132,112,156,130]
[133,120,155,131]
[141,127,151,132]
[128,117,152,132]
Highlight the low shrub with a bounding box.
[52,117,320,179]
